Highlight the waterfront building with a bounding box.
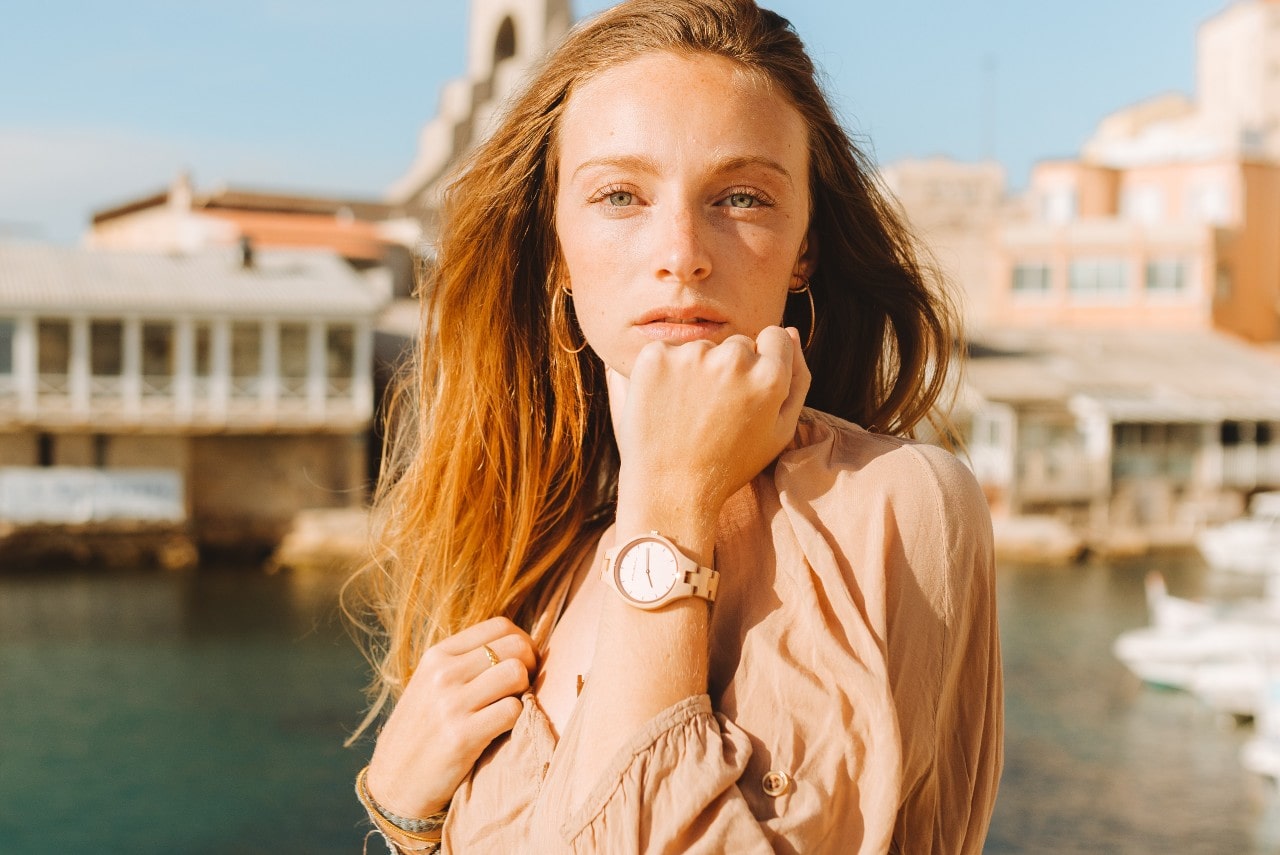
[886,0,1280,549]
[87,173,423,299]
[963,328,1280,548]
[0,241,388,564]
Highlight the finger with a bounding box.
[437,616,530,657]
[468,695,524,744]
[455,632,537,683]
[718,333,757,355]
[778,326,812,424]
[753,325,792,368]
[461,656,532,712]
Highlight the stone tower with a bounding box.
[388,0,573,218]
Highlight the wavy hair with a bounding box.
[345,0,957,733]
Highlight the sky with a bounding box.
[0,0,1227,244]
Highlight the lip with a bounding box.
[635,305,728,325]
[634,306,728,342]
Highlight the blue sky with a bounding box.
[0,0,1225,243]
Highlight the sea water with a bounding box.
[2,554,1278,853]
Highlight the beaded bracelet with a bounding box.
[355,765,447,850]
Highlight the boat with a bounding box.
[1241,679,1280,778]
[1112,571,1280,693]
[1197,491,1280,575]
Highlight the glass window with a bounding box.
[1042,187,1077,224]
[37,320,71,375]
[90,320,123,376]
[142,322,173,377]
[194,322,213,377]
[1069,259,1128,299]
[326,325,354,380]
[231,322,261,379]
[1145,259,1189,295]
[1121,185,1164,224]
[0,318,13,375]
[1012,263,1052,296]
[279,323,308,379]
[279,322,309,396]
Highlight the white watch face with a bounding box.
[616,539,681,604]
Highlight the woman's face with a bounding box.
[554,51,814,377]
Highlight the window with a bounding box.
[279,322,309,397]
[194,322,213,377]
[1012,263,1052,296]
[494,16,517,64]
[1069,258,1128,299]
[90,320,123,376]
[1041,187,1077,224]
[327,325,354,396]
[37,433,54,467]
[1222,421,1242,446]
[1187,181,1231,225]
[37,320,70,375]
[1121,185,1164,224]
[231,322,260,397]
[1145,259,1190,295]
[142,322,172,377]
[231,322,260,379]
[0,318,13,375]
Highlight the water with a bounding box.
[0,565,373,853]
[2,555,1278,853]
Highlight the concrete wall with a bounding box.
[0,433,36,466]
[189,433,367,549]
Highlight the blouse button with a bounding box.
[761,770,792,797]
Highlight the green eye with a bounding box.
[607,191,633,206]
[728,193,756,208]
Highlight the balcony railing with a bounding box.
[10,371,365,427]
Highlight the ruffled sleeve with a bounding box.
[533,694,773,853]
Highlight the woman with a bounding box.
[347,1,1002,852]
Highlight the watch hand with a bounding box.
[644,549,653,586]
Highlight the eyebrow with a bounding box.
[571,153,795,188]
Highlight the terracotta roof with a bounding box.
[91,185,421,225]
[0,241,389,317]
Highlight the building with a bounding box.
[0,241,388,565]
[988,0,1280,342]
[87,173,423,299]
[963,328,1280,548]
[880,158,1008,329]
[885,0,1280,550]
[388,0,571,226]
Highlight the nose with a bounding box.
[653,205,712,284]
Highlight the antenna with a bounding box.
[982,53,998,162]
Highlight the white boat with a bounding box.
[1189,658,1273,718]
[1241,680,1280,778]
[1197,491,1280,575]
[1112,571,1280,693]
[1113,620,1280,691]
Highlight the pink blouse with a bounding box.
[443,409,1003,853]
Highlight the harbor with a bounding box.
[3,551,1279,852]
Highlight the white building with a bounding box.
[0,241,388,562]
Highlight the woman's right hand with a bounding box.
[364,616,538,820]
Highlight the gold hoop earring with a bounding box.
[787,278,815,351]
[551,283,588,355]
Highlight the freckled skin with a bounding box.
[554,51,816,377]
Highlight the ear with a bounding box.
[795,230,819,280]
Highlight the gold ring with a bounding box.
[482,644,500,667]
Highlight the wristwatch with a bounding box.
[601,531,719,610]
